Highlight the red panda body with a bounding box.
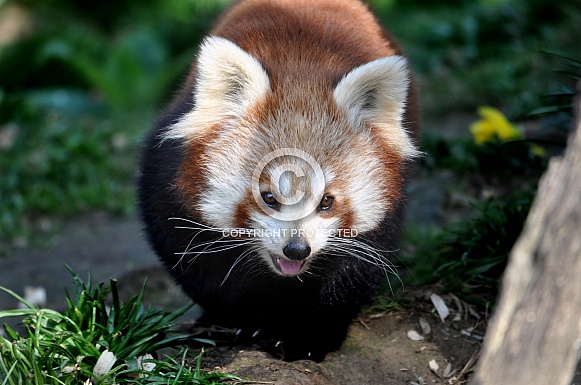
[139,0,419,361]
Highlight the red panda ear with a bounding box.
[333,56,419,159]
[164,36,270,140]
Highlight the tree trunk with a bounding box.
[471,91,581,385]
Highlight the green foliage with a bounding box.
[407,111,548,304]
[405,53,579,304]
[376,0,580,117]
[436,194,532,298]
[422,135,548,179]
[0,0,229,249]
[406,193,533,304]
[0,269,236,385]
[62,267,193,360]
[369,294,409,314]
[405,54,579,309]
[531,53,581,118]
[0,102,137,249]
[116,349,242,385]
[0,25,177,248]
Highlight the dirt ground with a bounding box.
[191,311,479,385]
[190,295,485,384]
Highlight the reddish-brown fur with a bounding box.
[176,125,224,213]
[140,0,419,362]
[175,0,419,224]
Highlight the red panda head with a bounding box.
[164,37,419,277]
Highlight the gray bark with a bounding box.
[471,92,581,385]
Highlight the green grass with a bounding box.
[0,269,240,385]
[404,192,533,304]
[117,349,242,385]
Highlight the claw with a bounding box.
[275,340,283,348]
[252,329,261,338]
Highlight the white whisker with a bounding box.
[323,235,404,295]
[220,247,260,286]
[170,217,264,238]
[329,236,399,255]
[173,227,206,270]
[180,240,258,256]
[168,217,266,283]
[175,238,255,253]
[168,217,218,229]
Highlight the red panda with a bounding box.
[139,0,419,361]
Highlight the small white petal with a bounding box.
[93,350,117,378]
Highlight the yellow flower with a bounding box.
[470,106,520,145]
[531,144,546,157]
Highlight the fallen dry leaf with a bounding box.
[429,359,440,376]
[418,317,431,335]
[407,329,425,341]
[430,293,450,322]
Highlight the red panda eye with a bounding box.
[261,192,277,207]
[319,195,334,210]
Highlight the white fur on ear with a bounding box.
[333,56,419,159]
[164,36,270,140]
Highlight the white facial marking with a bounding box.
[164,36,270,141]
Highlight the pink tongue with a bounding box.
[278,258,302,275]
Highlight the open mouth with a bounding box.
[271,255,306,276]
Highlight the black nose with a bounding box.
[283,242,311,260]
